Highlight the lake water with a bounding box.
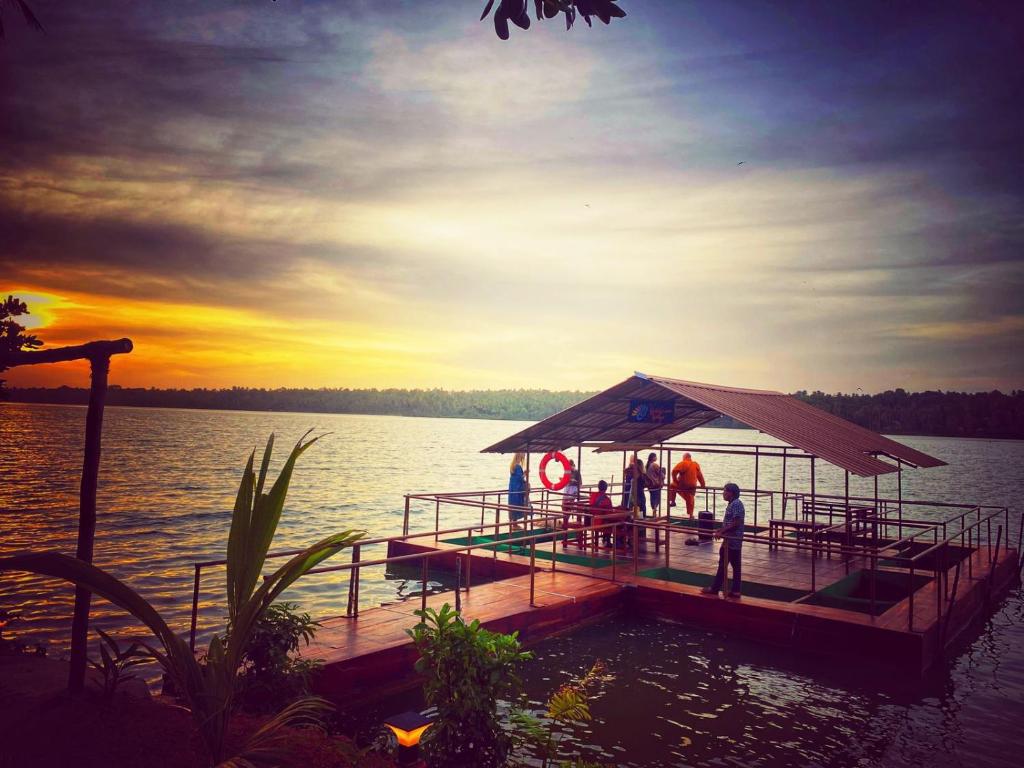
[1,403,1022,766]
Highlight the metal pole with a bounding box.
[781,449,787,517]
[454,556,462,614]
[466,529,473,590]
[908,563,915,632]
[897,460,903,538]
[421,557,429,614]
[434,499,440,541]
[69,354,111,695]
[666,449,672,519]
[611,526,617,582]
[529,538,537,607]
[844,470,850,547]
[551,522,557,572]
[754,446,759,527]
[189,564,201,652]
[403,495,411,537]
[809,457,817,525]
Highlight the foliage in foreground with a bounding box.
[228,601,323,715]
[511,660,614,767]
[88,628,149,702]
[0,431,365,767]
[407,603,533,768]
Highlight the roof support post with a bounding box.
[666,448,672,520]
[810,456,816,524]
[844,470,851,550]
[576,445,582,506]
[753,446,760,528]
[68,353,111,695]
[781,449,788,518]
[897,458,903,539]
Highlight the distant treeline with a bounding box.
[4,386,1023,439]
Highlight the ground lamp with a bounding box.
[383,710,433,766]
[0,337,133,694]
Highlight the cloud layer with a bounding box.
[2,0,1021,391]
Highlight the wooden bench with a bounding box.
[561,508,631,550]
[769,518,831,555]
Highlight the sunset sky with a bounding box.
[2,1,1021,392]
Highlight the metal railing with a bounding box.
[188,486,1017,650]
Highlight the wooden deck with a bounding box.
[308,524,1020,700]
[310,569,623,699]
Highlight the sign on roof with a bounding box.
[628,399,675,424]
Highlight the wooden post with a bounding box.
[0,339,132,695]
[403,495,411,536]
[189,564,201,652]
[68,354,111,695]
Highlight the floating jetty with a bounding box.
[188,375,1021,699]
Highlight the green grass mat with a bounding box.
[491,544,616,568]
[801,569,931,616]
[637,567,808,602]
[442,528,554,546]
[669,518,767,535]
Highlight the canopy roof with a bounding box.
[481,373,945,477]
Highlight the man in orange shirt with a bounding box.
[669,452,706,518]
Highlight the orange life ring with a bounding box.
[539,451,572,491]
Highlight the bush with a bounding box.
[230,602,323,714]
[407,604,532,768]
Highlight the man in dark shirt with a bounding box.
[702,482,745,598]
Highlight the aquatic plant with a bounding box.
[0,430,365,767]
[407,603,532,768]
[511,659,613,768]
[228,601,323,714]
[88,628,149,702]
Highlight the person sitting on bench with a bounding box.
[589,480,614,545]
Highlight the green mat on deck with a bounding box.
[490,544,615,568]
[638,567,808,602]
[802,569,931,616]
[442,528,554,547]
[668,518,768,535]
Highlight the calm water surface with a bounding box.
[1,403,1022,767]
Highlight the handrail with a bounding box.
[188,483,1014,649]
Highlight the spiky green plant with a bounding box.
[0,431,364,766]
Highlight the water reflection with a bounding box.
[1,403,1021,766]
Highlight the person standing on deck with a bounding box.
[630,455,647,516]
[646,452,665,515]
[669,452,706,518]
[508,451,528,531]
[703,483,745,598]
[564,459,582,508]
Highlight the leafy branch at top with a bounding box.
[481,0,627,40]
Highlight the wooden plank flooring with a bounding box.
[307,529,1019,697]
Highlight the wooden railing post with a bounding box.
[403,495,411,536]
[189,564,201,652]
